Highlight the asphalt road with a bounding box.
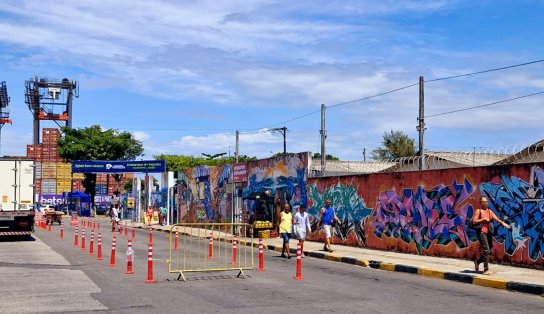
[1,222,543,314]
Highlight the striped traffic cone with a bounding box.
[96,232,103,261]
[258,238,265,271]
[145,242,156,283]
[109,236,116,267]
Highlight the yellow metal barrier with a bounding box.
[168,223,254,282]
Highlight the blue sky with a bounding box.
[0,0,543,161]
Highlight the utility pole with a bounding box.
[235,130,239,163]
[416,76,425,170]
[320,104,327,173]
[363,148,366,161]
[269,127,287,154]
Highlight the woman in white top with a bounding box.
[293,205,312,254]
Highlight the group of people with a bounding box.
[276,196,507,276]
[277,198,341,258]
[145,205,169,226]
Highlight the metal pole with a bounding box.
[282,127,287,154]
[320,104,326,173]
[417,76,425,170]
[235,130,239,163]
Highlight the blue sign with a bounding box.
[72,160,166,173]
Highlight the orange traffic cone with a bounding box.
[109,235,116,267]
[89,230,95,255]
[81,227,86,250]
[208,232,214,259]
[126,239,134,275]
[230,234,238,265]
[96,232,103,261]
[60,223,64,239]
[258,238,265,271]
[293,242,303,280]
[74,226,79,247]
[145,242,156,283]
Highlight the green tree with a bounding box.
[371,130,416,160]
[57,125,144,204]
[312,152,340,160]
[154,154,258,172]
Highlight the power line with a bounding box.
[426,59,544,82]
[425,91,544,118]
[328,83,419,109]
[259,109,321,130]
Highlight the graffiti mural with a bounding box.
[243,153,309,223]
[371,178,475,254]
[176,165,231,223]
[481,166,544,261]
[307,182,372,245]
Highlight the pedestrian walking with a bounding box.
[111,204,120,232]
[279,203,293,259]
[159,205,167,226]
[473,196,510,275]
[317,198,341,253]
[293,205,311,254]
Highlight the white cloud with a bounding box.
[132,131,150,141]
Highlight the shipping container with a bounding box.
[34,179,42,193]
[56,162,71,179]
[41,162,57,178]
[42,128,61,144]
[73,173,85,180]
[95,184,107,195]
[26,145,35,159]
[41,178,56,194]
[27,144,43,161]
[34,162,42,179]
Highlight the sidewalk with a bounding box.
[123,219,543,297]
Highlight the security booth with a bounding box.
[64,191,91,217]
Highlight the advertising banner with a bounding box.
[72,160,166,173]
[233,163,248,182]
[39,194,64,205]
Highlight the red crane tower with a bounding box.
[0,81,12,155]
[25,77,79,145]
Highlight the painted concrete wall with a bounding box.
[307,163,544,268]
[174,155,543,268]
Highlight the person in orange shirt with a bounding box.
[472,196,510,275]
[146,206,154,226]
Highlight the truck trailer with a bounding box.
[0,158,35,237]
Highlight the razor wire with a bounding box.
[309,143,544,177]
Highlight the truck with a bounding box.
[0,158,35,238]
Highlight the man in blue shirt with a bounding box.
[317,198,341,252]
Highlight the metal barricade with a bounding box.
[167,223,254,282]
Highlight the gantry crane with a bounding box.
[0,81,11,155]
[25,77,78,145]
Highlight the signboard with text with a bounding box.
[72,160,166,173]
[233,163,248,182]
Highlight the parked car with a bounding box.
[57,204,69,215]
[95,205,110,215]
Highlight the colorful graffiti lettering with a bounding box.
[481,166,544,261]
[371,178,475,254]
[307,182,371,244]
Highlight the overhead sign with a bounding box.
[233,163,248,182]
[72,160,166,173]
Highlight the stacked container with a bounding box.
[26,128,136,196]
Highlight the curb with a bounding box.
[134,223,543,297]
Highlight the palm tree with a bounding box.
[371,130,416,160]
